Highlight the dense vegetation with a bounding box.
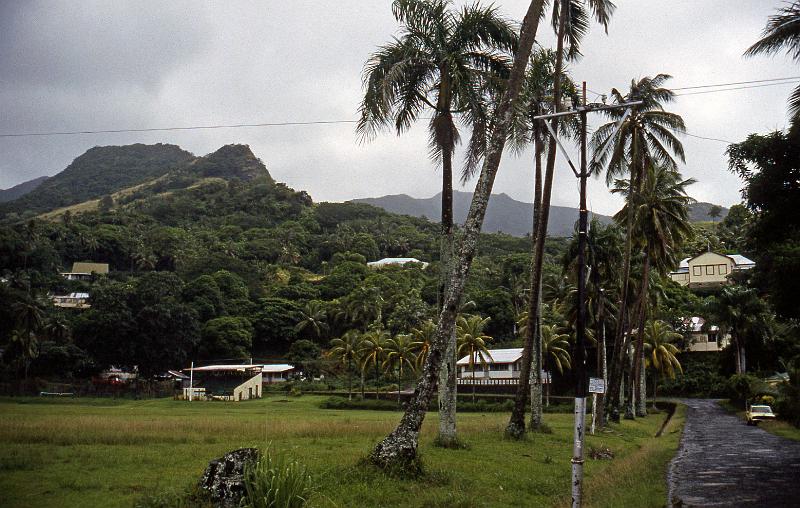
[0,142,562,388]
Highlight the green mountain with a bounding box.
[0,176,49,203]
[353,191,613,237]
[354,192,729,236]
[0,143,194,219]
[0,144,280,221]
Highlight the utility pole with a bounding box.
[571,81,589,508]
[533,87,641,508]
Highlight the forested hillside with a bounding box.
[0,143,194,220]
[0,176,48,203]
[0,143,556,380]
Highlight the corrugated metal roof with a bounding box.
[367,257,428,267]
[71,262,109,274]
[262,364,295,373]
[185,364,262,372]
[457,348,521,365]
[728,254,754,266]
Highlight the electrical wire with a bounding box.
[0,119,360,138]
[675,80,800,96]
[1,76,797,139]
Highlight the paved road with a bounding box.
[668,399,800,507]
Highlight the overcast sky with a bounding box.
[0,1,794,215]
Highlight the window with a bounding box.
[718,264,728,275]
[692,266,701,276]
[490,364,509,371]
[708,333,717,343]
[705,265,714,275]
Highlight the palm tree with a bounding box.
[327,331,362,400]
[11,298,45,379]
[457,315,493,402]
[541,323,571,406]
[507,0,616,438]
[745,2,800,131]
[370,0,547,469]
[43,314,71,344]
[383,334,418,404]
[346,286,384,331]
[591,74,685,422]
[706,286,771,375]
[541,323,571,374]
[410,320,436,370]
[294,301,329,342]
[359,0,517,445]
[360,329,390,399]
[643,320,682,409]
[611,164,693,417]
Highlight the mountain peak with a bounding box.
[193,144,273,182]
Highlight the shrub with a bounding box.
[240,448,313,508]
[726,373,764,407]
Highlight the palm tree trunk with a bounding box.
[624,343,635,420]
[637,347,647,416]
[633,259,650,417]
[369,1,544,470]
[348,357,353,401]
[438,143,459,446]
[376,363,380,400]
[652,371,658,410]
[607,152,643,423]
[596,279,607,427]
[507,0,567,439]
[397,369,401,406]
[529,119,545,431]
[472,366,477,404]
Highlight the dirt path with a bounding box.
[668,399,800,507]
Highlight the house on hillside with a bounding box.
[261,364,296,384]
[183,364,262,401]
[456,348,523,385]
[60,262,109,281]
[52,292,90,309]
[367,257,429,269]
[669,252,754,290]
[681,316,730,353]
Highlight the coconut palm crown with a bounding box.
[591,74,685,184]
[745,2,800,128]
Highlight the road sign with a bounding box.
[588,377,605,394]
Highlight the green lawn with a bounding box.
[0,395,684,507]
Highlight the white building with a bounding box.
[52,292,90,309]
[669,252,754,290]
[262,364,296,384]
[456,348,523,384]
[681,316,730,353]
[367,257,429,269]
[183,364,263,401]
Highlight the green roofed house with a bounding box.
[60,262,109,281]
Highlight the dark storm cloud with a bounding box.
[0,1,794,214]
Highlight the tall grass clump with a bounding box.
[241,448,313,508]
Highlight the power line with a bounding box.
[0,119,359,138]
[1,75,797,139]
[672,76,800,91]
[675,80,800,96]
[681,131,736,144]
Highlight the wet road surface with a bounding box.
[668,399,800,507]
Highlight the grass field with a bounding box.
[0,395,684,507]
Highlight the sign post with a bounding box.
[588,377,606,435]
